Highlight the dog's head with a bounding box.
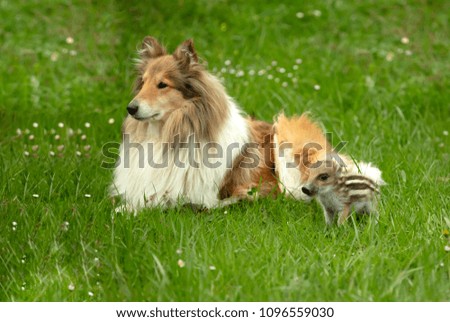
[127,37,200,121]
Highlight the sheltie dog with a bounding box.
[111,37,278,211]
[273,113,384,224]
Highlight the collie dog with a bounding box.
[111,37,278,211]
[273,113,384,224]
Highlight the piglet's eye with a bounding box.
[318,173,329,181]
[157,82,168,89]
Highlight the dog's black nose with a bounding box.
[302,187,312,196]
[127,101,139,115]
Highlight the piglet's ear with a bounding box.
[173,39,198,69]
[139,36,167,59]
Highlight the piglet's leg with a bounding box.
[338,204,351,225]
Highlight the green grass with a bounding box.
[1,0,449,301]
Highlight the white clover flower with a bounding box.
[445,245,450,252]
[58,122,64,128]
[84,122,91,128]
[84,145,91,151]
[84,194,91,198]
[278,67,286,73]
[176,249,182,255]
[257,69,266,76]
[108,118,115,124]
[50,52,59,62]
[88,291,94,297]
[296,12,305,19]
[293,65,299,70]
[386,52,394,61]
[224,210,228,214]
[443,131,448,136]
[287,72,293,78]
[31,145,39,151]
[401,37,409,44]
[405,50,412,56]
[267,74,273,80]
[312,10,322,17]
[68,283,75,291]
[314,84,321,90]
[32,122,38,128]
[32,194,39,198]
[28,135,34,140]
[49,151,55,157]
[177,259,185,268]
[57,145,65,151]
[69,50,77,56]
[68,128,74,136]
[248,69,255,76]
[282,82,288,88]
[16,128,22,136]
[229,68,236,74]
[224,59,231,66]
[271,60,277,66]
[24,151,30,157]
[66,36,74,44]
[209,265,216,270]
[295,58,303,64]
[76,151,82,157]
[12,221,17,226]
[81,134,87,140]
[54,134,60,140]
[274,78,280,83]
[25,128,30,134]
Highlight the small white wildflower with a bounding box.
[271,60,277,66]
[296,12,305,19]
[50,128,56,134]
[220,67,227,73]
[209,265,216,271]
[439,143,444,148]
[274,77,280,83]
[94,257,99,264]
[314,84,321,90]
[405,50,412,56]
[386,52,394,61]
[229,68,236,74]
[224,210,228,214]
[16,128,22,136]
[236,70,245,77]
[81,134,87,140]
[84,145,91,151]
[278,67,286,73]
[248,69,255,76]
[68,283,75,291]
[443,131,448,136]
[57,145,65,151]
[50,52,59,62]
[295,58,303,64]
[24,151,30,157]
[24,128,30,134]
[69,50,77,56]
[66,36,74,44]
[76,151,82,157]
[440,262,444,267]
[287,72,293,78]
[267,74,273,80]
[68,128,74,136]
[54,134,60,140]
[224,59,231,66]
[76,128,82,134]
[401,37,409,44]
[61,48,68,54]
[176,249,182,255]
[88,291,94,297]
[31,145,39,151]
[62,221,69,232]
[49,151,55,157]
[12,221,17,226]
[32,122,38,128]
[445,245,450,252]
[84,122,91,128]
[282,82,288,88]
[257,69,266,76]
[21,259,25,264]
[177,259,185,268]
[21,286,25,291]
[12,227,16,231]
[28,135,34,140]
[292,77,298,83]
[58,122,64,128]
[108,118,115,124]
[312,10,322,17]
[32,194,39,198]
[84,194,91,198]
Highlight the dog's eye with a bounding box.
[157,82,168,89]
[318,173,329,181]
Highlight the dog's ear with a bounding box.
[139,36,166,59]
[173,39,198,69]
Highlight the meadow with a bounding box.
[0,0,449,301]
